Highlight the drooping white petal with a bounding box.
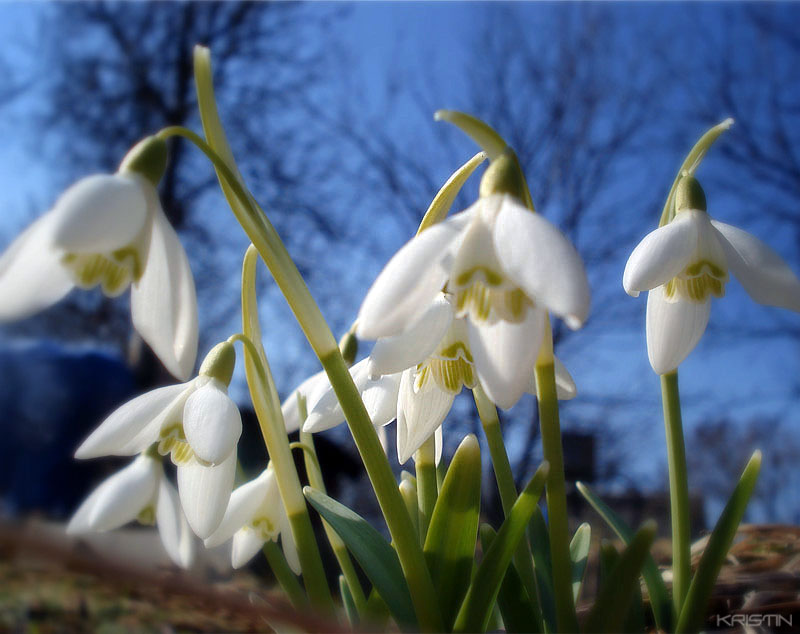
[204,469,273,548]
[470,308,546,410]
[74,382,190,459]
[622,212,699,297]
[83,455,160,532]
[302,360,369,433]
[377,424,389,456]
[231,528,266,569]
[434,426,443,466]
[278,506,301,575]
[495,197,590,328]
[712,220,800,312]
[177,451,236,539]
[396,369,454,464]
[156,476,195,569]
[357,212,472,340]
[131,207,198,381]
[361,372,402,427]
[553,357,577,401]
[367,294,454,377]
[182,378,242,466]
[281,369,329,433]
[646,285,711,374]
[50,174,149,253]
[0,212,74,322]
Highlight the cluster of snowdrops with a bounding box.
[1,48,798,633]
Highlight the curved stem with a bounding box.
[661,370,691,614]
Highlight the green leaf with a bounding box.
[528,506,556,631]
[303,487,417,630]
[570,523,591,604]
[577,481,672,631]
[584,521,657,633]
[423,434,482,630]
[480,525,542,633]
[453,461,550,633]
[676,451,761,634]
[364,588,391,630]
[339,575,359,627]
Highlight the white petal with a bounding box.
[646,286,711,374]
[623,213,699,297]
[50,174,149,253]
[131,208,198,381]
[495,197,590,328]
[156,477,196,569]
[71,455,159,533]
[470,308,546,410]
[434,426,443,466]
[712,220,800,312]
[182,379,242,465]
[361,372,402,427]
[553,357,577,401]
[231,528,266,569]
[0,212,74,321]
[204,469,273,548]
[279,508,301,575]
[396,369,454,464]
[303,361,369,433]
[367,294,454,376]
[281,369,329,433]
[356,212,472,340]
[74,382,190,459]
[178,451,236,539]
[450,197,508,290]
[376,424,389,456]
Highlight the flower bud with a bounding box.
[199,341,236,386]
[338,330,358,367]
[119,136,168,187]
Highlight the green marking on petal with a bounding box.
[664,260,728,302]
[158,423,196,466]
[415,357,477,395]
[251,515,279,540]
[454,266,505,288]
[62,247,142,297]
[137,505,156,526]
[455,282,532,325]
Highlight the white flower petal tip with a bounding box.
[156,478,196,569]
[646,286,711,375]
[182,380,242,465]
[132,208,198,381]
[178,452,237,539]
[0,213,75,322]
[281,370,329,433]
[396,369,453,464]
[50,174,149,253]
[232,529,266,569]
[553,357,577,401]
[712,221,800,313]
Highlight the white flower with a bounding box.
[356,194,589,409]
[305,294,577,463]
[74,345,242,539]
[0,172,198,380]
[67,453,195,569]
[204,465,299,572]
[624,199,800,374]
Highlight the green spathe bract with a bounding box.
[118,135,168,187]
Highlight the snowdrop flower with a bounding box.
[356,180,589,409]
[67,452,194,569]
[0,137,198,380]
[624,176,800,374]
[306,294,576,463]
[204,465,299,572]
[74,342,242,538]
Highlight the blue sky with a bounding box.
[1,2,799,520]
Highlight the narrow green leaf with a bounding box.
[480,525,542,633]
[417,151,487,232]
[570,523,591,604]
[676,451,761,634]
[577,481,672,631]
[303,487,417,630]
[399,477,420,539]
[528,506,556,631]
[423,434,482,630]
[584,521,657,633]
[364,588,391,630]
[453,461,550,633]
[339,575,359,627]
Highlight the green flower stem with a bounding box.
[473,385,542,623]
[239,247,333,612]
[414,437,438,543]
[262,540,308,609]
[320,349,444,631]
[297,393,368,616]
[535,339,579,633]
[661,370,691,614]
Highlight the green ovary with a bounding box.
[62,247,142,297]
[664,260,727,302]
